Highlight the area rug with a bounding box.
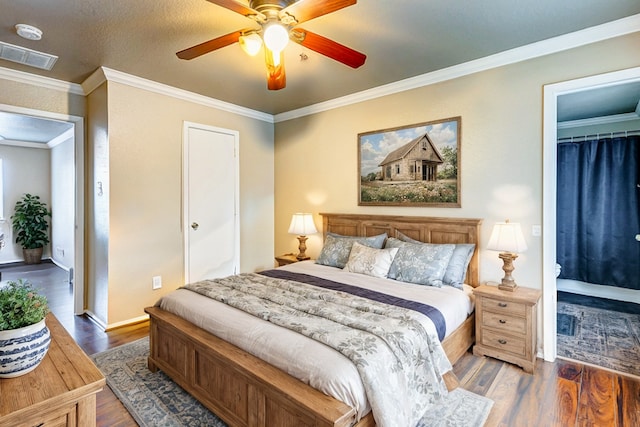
[557,312,577,336]
[557,301,640,377]
[92,337,493,427]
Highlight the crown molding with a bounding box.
[84,67,274,123]
[0,66,84,95]
[558,112,640,129]
[0,139,50,149]
[274,13,640,123]
[47,127,75,148]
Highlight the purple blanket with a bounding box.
[259,269,447,341]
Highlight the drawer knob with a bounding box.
[498,339,507,345]
[498,302,508,307]
[499,319,506,324]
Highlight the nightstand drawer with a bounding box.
[482,297,526,317]
[481,329,526,357]
[482,311,526,335]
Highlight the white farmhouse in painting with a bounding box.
[378,133,444,181]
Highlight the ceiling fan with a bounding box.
[176,0,367,90]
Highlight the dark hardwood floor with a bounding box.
[3,262,639,427]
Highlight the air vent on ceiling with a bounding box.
[0,41,57,70]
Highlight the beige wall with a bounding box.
[274,33,640,295]
[0,79,85,118]
[86,83,110,323]
[95,81,274,325]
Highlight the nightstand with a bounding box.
[473,284,541,373]
[275,253,309,266]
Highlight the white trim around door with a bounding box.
[542,66,640,361]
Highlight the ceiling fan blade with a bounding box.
[282,0,356,25]
[264,47,286,90]
[206,0,260,18]
[176,29,251,60]
[290,28,366,68]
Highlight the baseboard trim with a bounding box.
[0,258,54,268]
[105,314,150,332]
[557,279,640,304]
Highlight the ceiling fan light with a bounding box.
[263,23,289,53]
[239,33,262,56]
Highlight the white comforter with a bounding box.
[157,261,474,423]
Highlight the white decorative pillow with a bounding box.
[343,242,399,278]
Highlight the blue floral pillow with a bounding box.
[385,237,455,287]
[316,233,388,268]
[397,232,475,289]
[442,244,475,289]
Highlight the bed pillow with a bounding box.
[385,237,455,287]
[442,244,475,289]
[343,242,399,278]
[397,232,475,289]
[327,232,387,248]
[316,233,388,268]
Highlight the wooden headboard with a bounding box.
[320,213,483,287]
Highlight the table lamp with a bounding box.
[487,219,528,291]
[288,213,317,260]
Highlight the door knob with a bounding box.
[191,222,199,230]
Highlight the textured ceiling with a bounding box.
[1,0,639,115]
[0,112,73,144]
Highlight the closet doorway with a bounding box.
[182,122,239,283]
[542,66,640,362]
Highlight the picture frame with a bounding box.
[358,117,461,207]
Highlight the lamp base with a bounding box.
[497,252,518,292]
[498,281,518,292]
[296,235,309,261]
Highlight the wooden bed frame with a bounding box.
[145,214,482,427]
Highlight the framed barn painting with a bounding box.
[358,117,461,207]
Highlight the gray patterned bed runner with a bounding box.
[184,272,452,427]
[260,269,447,340]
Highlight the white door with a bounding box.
[183,122,239,283]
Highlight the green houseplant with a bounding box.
[0,279,51,378]
[11,193,52,264]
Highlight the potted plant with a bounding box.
[0,279,51,378]
[11,193,52,264]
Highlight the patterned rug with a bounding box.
[92,337,493,427]
[557,302,640,377]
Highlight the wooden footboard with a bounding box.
[145,306,473,427]
[145,306,364,427]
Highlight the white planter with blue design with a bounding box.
[0,318,51,378]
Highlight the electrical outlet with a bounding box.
[152,276,162,290]
[532,225,542,237]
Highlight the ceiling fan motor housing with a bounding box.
[250,0,295,13]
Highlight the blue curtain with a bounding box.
[556,136,640,290]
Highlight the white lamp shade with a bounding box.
[239,33,262,56]
[288,213,317,235]
[487,221,527,253]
